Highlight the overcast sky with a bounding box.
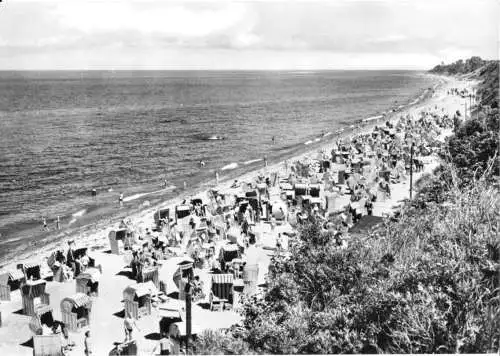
[0,0,498,70]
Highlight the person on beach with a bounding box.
[66,240,75,269]
[84,330,92,355]
[124,311,140,342]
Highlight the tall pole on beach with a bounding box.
[185,280,192,352]
[409,142,414,200]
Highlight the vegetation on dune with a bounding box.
[430,56,499,109]
[191,59,500,354]
[429,56,488,76]
[477,61,499,109]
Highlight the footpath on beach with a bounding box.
[0,75,477,356]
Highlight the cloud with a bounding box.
[0,0,497,69]
[52,2,249,36]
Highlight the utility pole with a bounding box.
[409,142,415,200]
[184,277,192,352]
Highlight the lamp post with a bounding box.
[184,274,193,352]
[409,141,415,200]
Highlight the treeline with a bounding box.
[430,56,499,108]
[429,56,488,75]
[190,60,500,354]
[477,61,499,108]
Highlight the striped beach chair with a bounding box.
[209,274,234,311]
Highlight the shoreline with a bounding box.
[0,73,446,270]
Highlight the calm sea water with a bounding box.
[0,70,435,261]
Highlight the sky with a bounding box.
[0,0,498,70]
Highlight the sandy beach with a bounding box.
[0,74,478,356]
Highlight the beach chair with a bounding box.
[123,283,153,319]
[32,334,63,356]
[17,262,41,281]
[154,208,170,230]
[109,229,127,255]
[309,184,321,198]
[0,269,25,301]
[243,264,259,296]
[22,280,51,316]
[60,293,92,331]
[294,183,308,197]
[218,244,240,272]
[209,274,234,311]
[75,268,101,296]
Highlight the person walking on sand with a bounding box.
[84,330,92,355]
[124,311,140,342]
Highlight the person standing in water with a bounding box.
[56,216,60,230]
[199,160,205,167]
[272,136,276,144]
[215,171,219,185]
[42,217,48,231]
[264,155,268,167]
[119,193,124,207]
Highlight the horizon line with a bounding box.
[0,67,431,72]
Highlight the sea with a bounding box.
[0,70,436,263]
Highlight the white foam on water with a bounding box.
[123,186,176,202]
[221,162,239,170]
[314,138,321,142]
[363,115,383,122]
[304,140,313,145]
[72,209,86,218]
[243,159,262,165]
[323,132,332,137]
